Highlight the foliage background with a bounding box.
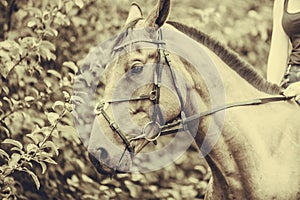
[0,0,273,199]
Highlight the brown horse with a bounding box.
[75,1,300,199]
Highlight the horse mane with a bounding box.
[167,21,282,95]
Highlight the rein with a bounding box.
[158,95,294,136]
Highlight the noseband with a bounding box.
[94,28,293,173]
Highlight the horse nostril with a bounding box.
[98,147,108,160]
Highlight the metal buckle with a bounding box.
[149,90,157,101]
[142,121,162,142]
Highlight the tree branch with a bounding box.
[4,0,17,39]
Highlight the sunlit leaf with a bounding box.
[65,1,74,13]
[22,167,40,189]
[10,147,24,154]
[27,20,37,27]
[52,101,65,114]
[63,61,78,74]
[44,28,59,37]
[57,124,77,135]
[26,125,44,144]
[43,79,52,88]
[26,143,38,155]
[55,0,63,9]
[0,40,19,51]
[39,161,47,174]
[47,69,61,79]
[42,156,57,165]
[0,61,14,78]
[51,129,59,138]
[2,138,23,149]
[74,0,84,8]
[3,97,13,110]
[67,175,79,187]
[39,48,55,61]
[41,141,59,156]
[24,96,35,102]
[0,149,9,160]
[46,112,60,124]
[63,91,71,103]
[40,40,55,51]
[2,86,9,95]
[8,153,21,167]
[0,125,10,137]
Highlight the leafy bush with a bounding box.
[0,0,273,199]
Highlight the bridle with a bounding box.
[94,28,294,173]
[94,29,182,154]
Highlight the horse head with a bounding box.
[85,0,195,175]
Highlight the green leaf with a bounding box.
[8,153,21,167]
[43,79,52,88]
[0,40,20,51]
[10,147,24,154]
[65,1,74,13]
[26,143,38,155]
[44,28,59,37]
[0,126,10,137]
[46,112,60,124]
[41,141,59,156]
[39,48,56,61]
[3,97,13,111]
[39,161,47,174]
[26,125,44,144]
[40,40,55,51]
[0,61,14,78]
[57,125,77,135]
[42,156,57,165]
[63,61,78,73]
[24,96,35,102]
[63,91,71,101]
[2,86,9,95]
[47,69,62,79]
[27,21,37,27]
[52,101,65,114]
[0,149,9,160]
[22,168,40,189]
[74,0,84,8]
[55,0,63,9]
[2,138,23,149]
[81,174,94,183]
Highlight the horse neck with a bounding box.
[206,47,270,102]
[178,49,266,198]
[179,45,270,118]
[184,48,300,199]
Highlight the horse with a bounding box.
[74,0,300,199]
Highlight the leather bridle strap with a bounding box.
[159,95,294,135]
[95,102,134,154]
[150,31,165,125]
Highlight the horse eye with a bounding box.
[131,64,144,74]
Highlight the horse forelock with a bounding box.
[166,21,282,95]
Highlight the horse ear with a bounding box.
[145,0,171,29]
[125,2,143,26]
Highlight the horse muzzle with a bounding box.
[88,147,132,175]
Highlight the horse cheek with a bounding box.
[160,91,181,122]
